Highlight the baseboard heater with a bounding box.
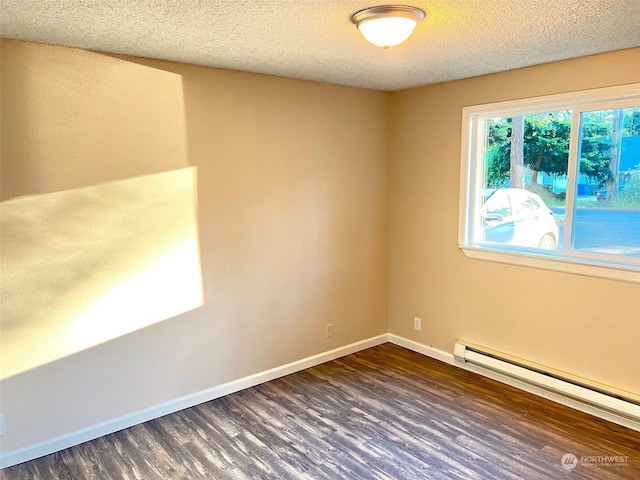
[453,341,640,427]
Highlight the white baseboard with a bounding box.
[4,333,637,469]
[389,334,640,433]
[0,334,388,469]
[387,334,455,365]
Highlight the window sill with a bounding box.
[459,245,640,284]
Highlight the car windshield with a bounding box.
[483,191,511,218]
[479,188,558,250]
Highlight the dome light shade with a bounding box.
[351,6,426,48]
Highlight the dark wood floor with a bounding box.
[2,343,639,479]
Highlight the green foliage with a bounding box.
[484,119,510,187]
[578,112,612,186]
[524,113,571,175]
[616,166,640,208]
[625,109,640,136]
[526,183,565,207]
[484,108,640,189]
[484,112,571,186]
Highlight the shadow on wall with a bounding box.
[0,41,203,379]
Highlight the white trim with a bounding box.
[462,83,640,117]
[4,333,638,469]
[458,82,640,284]
[0,334,388,469]
[390,335,640,432]
[387,334,455,365]
[459,246,640,284]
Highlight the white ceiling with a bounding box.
[2,0,640,91]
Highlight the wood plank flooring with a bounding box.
[2,343,639,479]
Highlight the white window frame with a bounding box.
[458,83,640,284]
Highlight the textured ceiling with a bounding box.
[2,0,640,91]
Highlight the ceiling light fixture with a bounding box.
[350,5,426,49]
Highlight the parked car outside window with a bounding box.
[480,188,559,249]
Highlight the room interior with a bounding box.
[1,0,639,472]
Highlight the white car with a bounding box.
[481,188,559,249]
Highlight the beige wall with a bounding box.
[1,41,189,199]
[1,38,638,457]
[1,42,199,380]
[389,47,640,396]
[0,39,389,452]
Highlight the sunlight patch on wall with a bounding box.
[68,239,201,349]
[0,167,202,379]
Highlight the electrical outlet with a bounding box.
[414,317,422,331]
[0,414,6,436]
[326,324,334,338]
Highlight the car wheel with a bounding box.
[538,234,556,250]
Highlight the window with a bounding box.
[459,84,640,283]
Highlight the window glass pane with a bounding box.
[572,107,640,257]
[461,85,640,282]
[478,111,570,250]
